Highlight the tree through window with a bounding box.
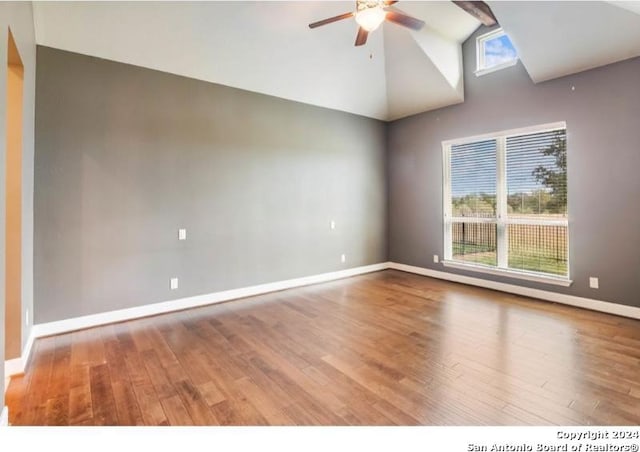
[443,123,569,280]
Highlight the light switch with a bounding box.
[170,278,179,290]
[178,229,187,240]
[330,220,336,230]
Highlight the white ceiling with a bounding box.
[32,1,478,121]
[32,1,640,121]
[488,1,640,83]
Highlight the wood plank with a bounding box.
[160,395,194,426]
[5,374,29,425]
[7,270,640,426]
[130,382,168,426]
[26,338,56,425]
[140,349,177,399]
[111,380,144,426]
[68,385,93,424]
[232,376,295,425]
[173,379,219,425]
[44,396,69,426]
[89,364,118,425]
[123,351,168,426]
[196,381,226,407]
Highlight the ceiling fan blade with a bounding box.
[355,27,369,46]
[309,12,354,29]
[385,11,425,31]
[452,1,497,27]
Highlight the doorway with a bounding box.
[5,28,23,361]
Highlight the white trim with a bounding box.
[0,406,8,427]
[22,329,36,369]
[448,217,496,224]
[442,259,572,287]
[504,217,568,226]
[442,123,570,282]
[28,263,389,343]
[6,261,640,378]
[4,358,23,378]
[475,59,518,77]
[3,328,36,378]
[442,122,566,148]
[3,262,385,376]
[388,262,640,320]
[476,27,518,76]
[442,144,453,261]
[496,136,508,268]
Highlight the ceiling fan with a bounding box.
[308,0,425,47]
[308,1,498,47]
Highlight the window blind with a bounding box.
[506,129,567,218]
[444,124,569,279]
[505,129,568,276]
[450,139,497,218]
[450,139,498,266]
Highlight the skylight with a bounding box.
[476,28,518,76]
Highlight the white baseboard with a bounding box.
[0,262,389,377]
[0,406,8,427]
[3,327,36,380]
[4,358,22,377]
[388,262,640,320]
[32,262,388,339]
[5,260,640,378]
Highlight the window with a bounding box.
[443,123,570,286]
[476,28,518,76]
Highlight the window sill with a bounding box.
[442,260,572,287]
[475,59,518,77]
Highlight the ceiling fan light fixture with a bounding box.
[308,0,424,47]
[355,6,386,32]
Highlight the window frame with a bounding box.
[442,122,572,287]
[476,28,518,76]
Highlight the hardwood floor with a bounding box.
[6,269,640,425]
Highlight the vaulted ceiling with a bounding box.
[32,1,640,121]
[489,1,640,83]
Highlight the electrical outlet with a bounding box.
[170,278,179,290]
[341,254,346,263]
[330,220,336,230]
[433,255,439,263]
[589,277,599,289]
[178,228,187,240]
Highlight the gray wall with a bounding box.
[34,25,640,327]
[0,1,36,403]
[388,26,640,307]
[35,46,387,323]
